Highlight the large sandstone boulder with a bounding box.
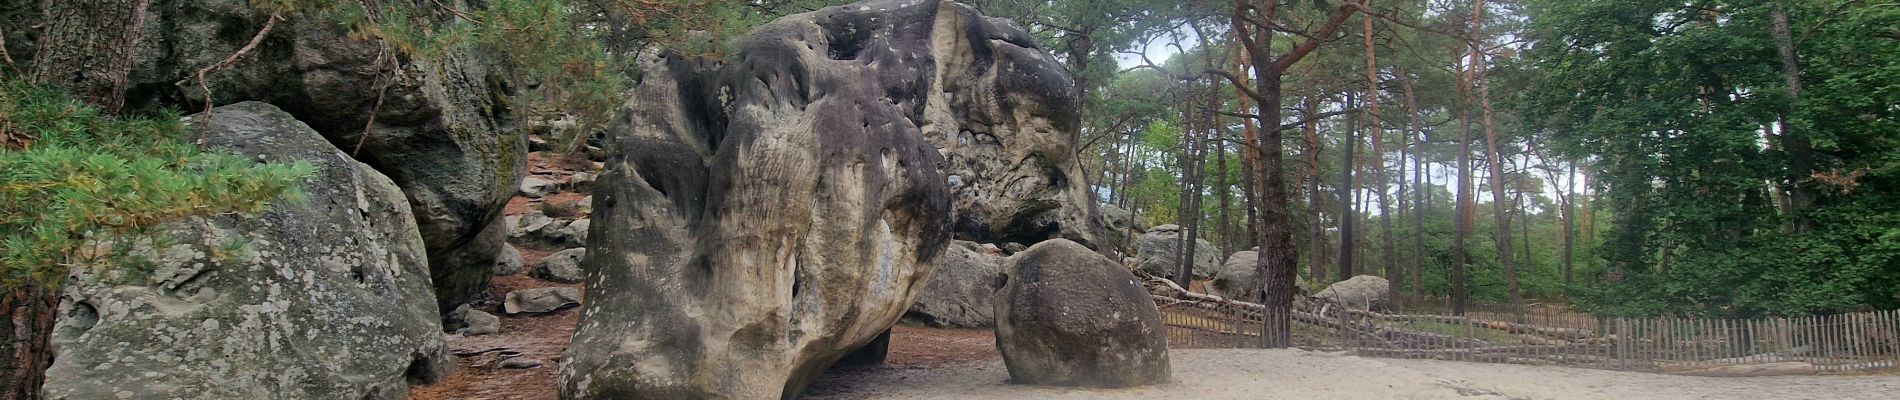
[908,4,1103,249]
[905,241,1005,328]
[1211,250,1262,302]
[995,239,1170,388]
[1135,224,1221,280]
[93,0,527,316]
[1317,275,1392,309]
[44,102,450,399]
[562,1,1058,397]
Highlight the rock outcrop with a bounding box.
[994,239,1170,388]
[88,0,527,316]
[1211,250,1262,302]
[1098,204,1147,252]
[905,2,1103,249]
[43,102,450,399]
[905,241,1005,328]
[1316,275,1392,309]
[1135,224,1221,280]
[563,1,1075,397]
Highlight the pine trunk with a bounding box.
[1304,94,1327,284]
[1401,67,1426,299]
[10,2,154,398]
[2,285,58,400]
[1338,92,1357,281]
[1472,0,1517,307]
[1363,11,1398,301]
[1564,163,1576,286]
[1453,30,1476,316]
[28,0,152,114]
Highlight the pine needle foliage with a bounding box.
[0,76,315,289]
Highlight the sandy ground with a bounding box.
[804,349,1900,400]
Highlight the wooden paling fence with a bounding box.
[1147,281,1900,375]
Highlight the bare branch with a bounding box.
[180,13,283,114]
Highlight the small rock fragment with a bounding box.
[532,248,587,284]
[494,244,525,276]
[504,287,582,315]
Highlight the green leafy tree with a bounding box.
[1517,0,1900,317]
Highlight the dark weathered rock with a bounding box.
[504,287,582,315]
[560,1,1019,397]
[994,239,1170,388]
[1211,250,1262,302]
[44,102,450,400]
[112,0,527,316]
[905,241,1004,328]
[433,217,511,315]
[1135,224,1221,280]
[532,248,587,284]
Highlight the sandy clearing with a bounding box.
[804,349,1900,400]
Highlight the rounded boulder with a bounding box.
[994,239,1170,388]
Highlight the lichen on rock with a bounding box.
[43,102,450,400]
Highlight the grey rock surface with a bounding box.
[1210,250,1262,302]
[96,0,529,316]
[1099,204,1147,253]
[495,243,525,276]
[994,239,1171,388]
[532,248,587,284]
[503,287,582,315]
[905,241,1004,328]
[1316,275,1392,310]
[1135,225,1222,280]
[520,176,558,198]
[549,218,589,247]
[461,309,501,336]
[44,102,450,400]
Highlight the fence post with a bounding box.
[1888,310,1899,369]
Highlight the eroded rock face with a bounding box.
[1135,224,1222,280]
[995,239,1170,388]
[119,0,526,315]
[560,1,1007,397]
[905,241,1004,328]
[44,102,449,400]
[916,2,1103,249]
